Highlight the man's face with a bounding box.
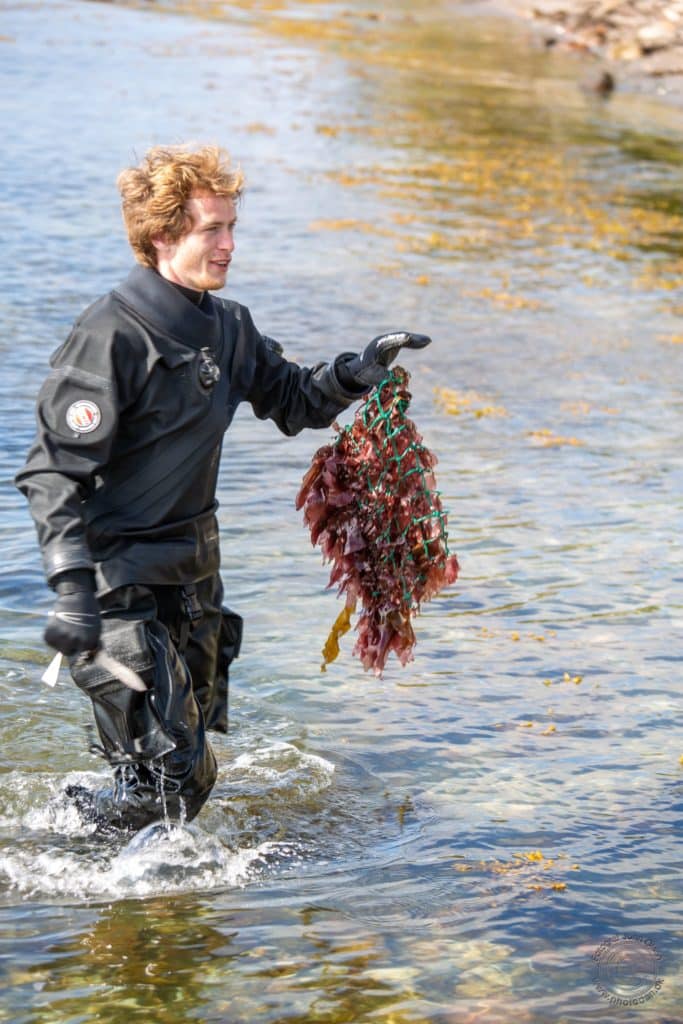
[154,191,237,291]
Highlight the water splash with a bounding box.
[0,743,339,901]
[0,821,278,900]
[223,741,335,801]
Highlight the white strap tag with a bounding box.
[41,652,63,688]
[40,649,147,692]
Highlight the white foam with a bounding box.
[0,822,282,899]
[0,769,105,835]
[225,741,335,798]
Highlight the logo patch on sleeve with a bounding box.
[66,399,101,434]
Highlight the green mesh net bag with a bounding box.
[296,366,459,675]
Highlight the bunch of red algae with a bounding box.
[296,366,459,675]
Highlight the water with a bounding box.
[0,1,682,1021]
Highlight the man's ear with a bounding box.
[151,233,172,256]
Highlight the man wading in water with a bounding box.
[16,144,430,831]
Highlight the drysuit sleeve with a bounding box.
[15,321,124,585]
[231,305,362,436]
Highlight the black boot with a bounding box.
[64,762,166,834]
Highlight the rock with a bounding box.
[608,37,643,60]
[538,22,567,46]
[637,20,678,52]
[640,47,683,74]
[580,67,616,95]
[532,0,570,19]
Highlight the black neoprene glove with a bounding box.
[45,570,101,657]
[337,331,432,392]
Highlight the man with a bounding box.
[16,144,430,832]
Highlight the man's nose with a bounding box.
[218,229,235,251]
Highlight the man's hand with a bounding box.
[338,331,432,391]
[45,571,101,657]
[365,331,432,368]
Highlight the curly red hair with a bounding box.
[117,145,244,268]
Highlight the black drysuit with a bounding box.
[16,265,360,829]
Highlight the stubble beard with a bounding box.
[198,265,228,292]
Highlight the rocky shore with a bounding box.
[499,0,683,99]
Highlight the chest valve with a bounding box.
[198,347,221,390]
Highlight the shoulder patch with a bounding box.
[66,399,101,434]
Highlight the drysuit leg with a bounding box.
[68,584,219,830]
[182,574,242,735]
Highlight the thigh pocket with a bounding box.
[204,607,243,735]
[221,607,243,663]
[70,620,176,763]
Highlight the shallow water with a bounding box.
[0,1,681,1021]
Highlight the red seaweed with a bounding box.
[296,367,459,674]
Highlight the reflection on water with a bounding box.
[0,0,681,1021]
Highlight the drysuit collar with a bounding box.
[171,280,205,306]
[114,265,221,351]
